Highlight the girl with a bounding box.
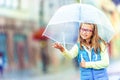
[53,23,109,80]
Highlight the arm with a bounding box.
[53,43,78,59]
[62,44,78,59]
[85,44,109,69]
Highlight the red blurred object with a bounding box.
[33,27,48,41]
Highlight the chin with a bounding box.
[82,37,89,40]
[82,37,87,39]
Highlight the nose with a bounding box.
[82,30,87,34]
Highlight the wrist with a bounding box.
[60,47,65,52]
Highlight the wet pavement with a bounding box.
[0,60,120,80]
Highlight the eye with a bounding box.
[80,28,93,33]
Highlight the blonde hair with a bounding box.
[79,23,107,53]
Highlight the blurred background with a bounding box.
[0,0,120,80]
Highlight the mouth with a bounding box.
[81,34,89,39]
[83,34,88,37]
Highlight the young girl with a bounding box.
[53,23,109,80]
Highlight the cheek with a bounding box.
[87,33,93,38]
[79,32,82,36]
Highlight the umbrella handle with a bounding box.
[80,0,82,3]
[62,32,66,48]
[81,54,84,61]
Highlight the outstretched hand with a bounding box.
[52,42,65,52]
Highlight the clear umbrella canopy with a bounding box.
[43,3,115,45]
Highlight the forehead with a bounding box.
[81,23,94,29]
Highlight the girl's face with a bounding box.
[80,23,94,40]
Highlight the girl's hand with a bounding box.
[80,59,86,68]
[52,42,65,52]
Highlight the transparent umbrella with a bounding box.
[43,3,115,46]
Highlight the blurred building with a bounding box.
[40,0,77,26]
[0,0,40,70]
[0,0,78,72]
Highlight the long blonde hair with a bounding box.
[79,23,107,53]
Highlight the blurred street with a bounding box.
[0,60,120,80]
[0,0,120,80]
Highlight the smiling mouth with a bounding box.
[83,35,88,37]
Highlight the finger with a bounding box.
[52,43,61,48]
[52,43,58,48]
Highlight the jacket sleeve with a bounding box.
[85,43,109,69]
[62,44,78,59]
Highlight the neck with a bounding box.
[86,39,91,45]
